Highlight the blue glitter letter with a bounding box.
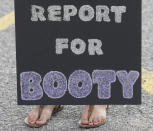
[92,70,116,99]
[68,70,92,98]
[117,70,140,99]
[43,71,67,99]
[20,72,43,100]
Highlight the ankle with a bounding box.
[92,105,107,109]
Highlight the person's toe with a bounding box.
[94,117,101,125]
[81,118,88,125]
[97,119,101,125]
[36,119,46,125]
[98,117,103,123]
[36,119,44,125]
[101,117,106,123]
[28,113,35,124]
[93,119,98,125]
[89,117,94,126]
[89,121,93,126]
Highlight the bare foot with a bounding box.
[88,105,107,126]
[80,105,91,125]
[35,105,56,126]
[27,106,42,124]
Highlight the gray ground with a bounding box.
[0,0,153,131]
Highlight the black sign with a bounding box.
[15,0,141,105]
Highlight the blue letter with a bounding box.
[20,72,43,100]
[117,70,140,99]
[43,71,67,99]
[68,70,92,98]
[92,70,116,99]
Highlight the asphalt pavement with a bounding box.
[0,0,153,131]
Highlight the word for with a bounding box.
[31,5,126,23]
[20,70,139,100]
[56,38,103,55]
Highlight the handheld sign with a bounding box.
[15,0,141,105]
